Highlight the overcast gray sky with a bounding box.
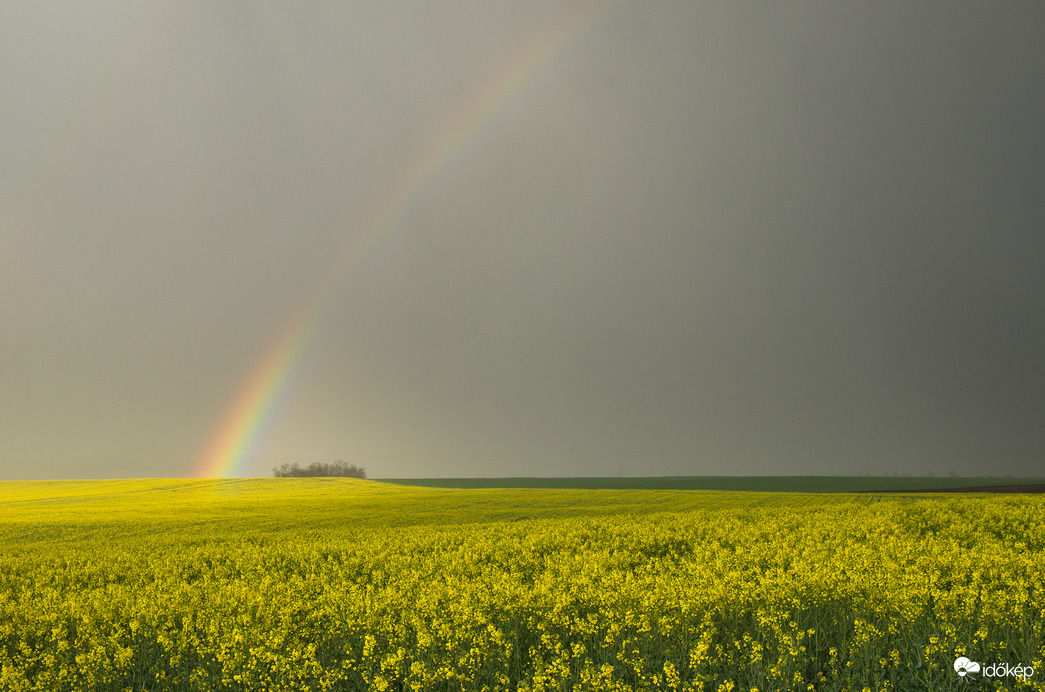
[2,2,1044,480]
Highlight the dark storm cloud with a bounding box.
[1,2,1042,479]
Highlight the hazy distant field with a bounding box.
[378,475,1045,492]
[1,479,1043,691]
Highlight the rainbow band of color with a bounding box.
[194,4,608,478]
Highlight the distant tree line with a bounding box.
[272,460,366,478]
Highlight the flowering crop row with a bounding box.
[0,480,1042,691]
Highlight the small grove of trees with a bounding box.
[272,460,366,478]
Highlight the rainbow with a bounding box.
[194,4,608,478]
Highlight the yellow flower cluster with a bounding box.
[0,480,1042,691]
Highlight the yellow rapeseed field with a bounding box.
[0,479,1042,691]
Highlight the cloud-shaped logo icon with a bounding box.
[954,657,981,677]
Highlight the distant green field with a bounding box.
[376,475,1045,492]
[0,478,837,550]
